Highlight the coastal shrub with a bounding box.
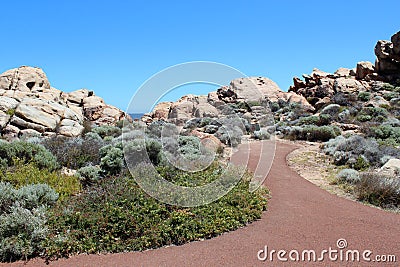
[357,92,371,102]
[298,115,319,125]
[369,125,400,145]
[25,136,42,145]
[42,135,104,169]
[357,107,389,120]
[215,125,243,147]
[0,141,58,171]
[0,161,80,201]
[76,165,102,187]
[0,182,58,262]
[253,129,270,140]
[351,156,370,171]
[184,118,201,129]
[43,166,268,259]
[269,102,280,112]
[356,115,372,122]
[355,172,400,208]
[91,125,122,138]
[204,125,219,134]
[383,92,399,101]
[322,135,400,169]
[100,147,124,175]
[287,125,340,142]
[122,138,163,166]
[286,103,309,121]
[297,114,331,126]
[199,117,213,127]
[336,169,360,184]
[146,120,167,139]
[381,83,400,92]
[176,136,205,161]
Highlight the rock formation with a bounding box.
[0,66,130,140]
[143,76,313,126]
[375,31,400,80]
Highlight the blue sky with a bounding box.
[1,0,399,112]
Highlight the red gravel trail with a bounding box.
[4,141,399,266]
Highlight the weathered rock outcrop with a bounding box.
[287,32,400,111]
[143,76,313,126]
[0,66,130,139]
[374,31,400,80]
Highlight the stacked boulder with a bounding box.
[375,31,400,80]
[289,31,400,110]
[288,67,372,110]
[0,66,130,140]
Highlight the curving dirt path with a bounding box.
[5,141,400,266]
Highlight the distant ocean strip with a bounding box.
[129,113,145,120]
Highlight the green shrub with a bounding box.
[100,147,124,175]
[298,115,319,125]
[381,83,400,92]
[0,182,58,262]
[76,165,102,187]
[43,165,268,259]
[42,135,104,169]
[253,129,270,140]
[5,109,15,116]
[352,156,370,171]
[0,141,58,171]
[269,102,280,112]
[358,106,389,118]
[323,135,400,168]
[298,114,331,126]
[0,162,81,202]
[336,169,360,184]
[356,115,372,122]
[287,125,340,142]
[199,117,213,127]
[145,121,168,139]
[91,125,122,138]
[145,139,163,165]
[370,125,400,144]
[383,92,399,101]
[357,92,371,102]
[355,172,400,208]
[159,136,215,170]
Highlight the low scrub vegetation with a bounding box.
[323,135,400,170]
[286,125,341,142]
[0,182,58,262]
[355,172,400,208]
[0,121,269,263]
[43,165,268,260]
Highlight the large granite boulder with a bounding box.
[356,61,375,80]
[194,103,219,118]
[374,31,400,78]
[0,66,130,139]
[152,102,173,120]
[219,77,313,110]
[0,66,50,92]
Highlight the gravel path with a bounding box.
[5,141,399,266]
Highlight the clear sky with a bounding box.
[1,0,399,112]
